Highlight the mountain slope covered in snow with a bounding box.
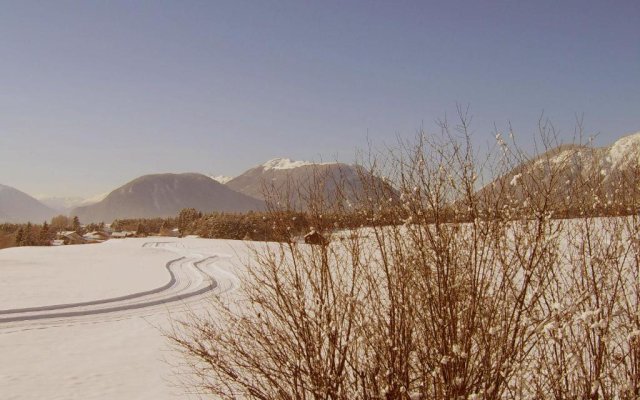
[479,132,640,214]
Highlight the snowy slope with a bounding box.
[261,157,331,170]
[480,132,640,212]
[531,132,640,182]
[604,131,640,171]
[0,240,171,309]
[543,132,640,176]
[209,174,233,184]
[0,237,251,399]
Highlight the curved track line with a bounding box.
[0,257,187,315]
[0,279,216,323]
[0,241,228,325]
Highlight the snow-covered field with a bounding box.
[0,237,249,399]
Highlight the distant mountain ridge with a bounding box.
[4,134,640,224]
[37,193,107,213]
[71,173,264,223]
[0,184,57,223]
[37,196,85,212]
[226,158,395,207]
[479,131,640,214]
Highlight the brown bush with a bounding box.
[169,113,640,399]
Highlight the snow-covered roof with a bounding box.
[111,231,135,238]
[59,232,85,241]
[83,231,109,240]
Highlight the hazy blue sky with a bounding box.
[0,0,638,197]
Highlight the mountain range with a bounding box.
[71,159,390,222]
[226,158,394,207]
[37,193,108,213]
[0,184,57,223]
[71,173,265,223]
[478,132,640,213]
[1,132,639,224]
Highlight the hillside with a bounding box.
[226,158,395,208]
[71,173,264,223]
[0,184,57,223]
[477,132,640,215]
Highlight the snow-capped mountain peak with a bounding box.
[261,158,330,170]
[608,131,640,169]
[209,175,233,184]
[36,193,109,212]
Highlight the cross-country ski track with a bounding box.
[0,237,247,399]
[0,240,238,328]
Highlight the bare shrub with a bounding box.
[168,112,639,399]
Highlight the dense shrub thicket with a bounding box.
[169,116,640,400]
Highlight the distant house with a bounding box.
[304,230,328,246]
[56,231,87,245]
[159,227,180,237]
[111,231,135,239]
[83,231,110,242]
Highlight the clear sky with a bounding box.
[0,0,638,197]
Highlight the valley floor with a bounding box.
[0,237,248,399]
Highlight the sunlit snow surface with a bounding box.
[608,131,640,169]
[0,237,249,399]
[261,157,333,170]
[550,131,640,173]
[209,175,233,184]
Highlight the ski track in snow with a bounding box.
[0,241,236,331]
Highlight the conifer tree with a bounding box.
[72,216,81,234]
[136,223,147,237]
[39,221,50,245]
[178,208,202,236]
[23,223,34,246]
[14,227,24,247]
